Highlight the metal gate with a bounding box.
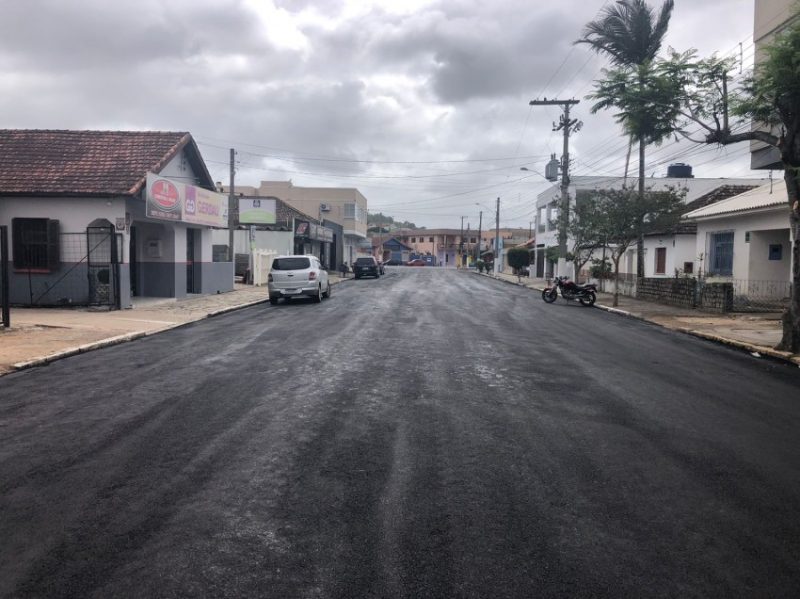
[87,225,121,308]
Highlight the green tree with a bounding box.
[588,186,685,306]
[507,247,531,282]
[661,11,800,351]
[576,0,676,279]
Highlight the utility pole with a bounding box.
[529,98,581,279]
[476,211,482,264]
[494,197,500,275]
[227,148,236,263]
[459,215,465,268]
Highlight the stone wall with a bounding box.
[699,282,734,313]
[636,277,697,309]
[635,277,734,313]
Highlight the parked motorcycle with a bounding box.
[541,276,597,307]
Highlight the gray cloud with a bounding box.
[0,0,757,227]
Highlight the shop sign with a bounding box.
[295,220,333,242]
[309,223,333,242]
[239,198,277,224]
[146,172,226,227]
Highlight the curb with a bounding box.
[478,272,800,368]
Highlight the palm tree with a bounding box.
[576,0,674,66]
[575,0,675,278]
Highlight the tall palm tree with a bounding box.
[575,0,675,279]
[576,0,674,66]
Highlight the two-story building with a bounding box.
[533,166,767,280]
[227,181,368,269]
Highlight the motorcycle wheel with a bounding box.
[579,291,596,307]
[542,289,557,303]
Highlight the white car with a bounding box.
[268,255,331,305]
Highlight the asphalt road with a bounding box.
[2,268,800,598]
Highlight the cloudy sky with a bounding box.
[1,0,759,228]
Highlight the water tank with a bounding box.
[667,163,693,178]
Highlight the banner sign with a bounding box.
[146,172,226,227]
[239,198,277,224]
[295,220,333,242]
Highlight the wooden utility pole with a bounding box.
[494,197,500,274]
[529,98,580,279]
[227,148,236,262]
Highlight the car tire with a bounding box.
[324,282,331,298]
[314,285,322,303]
[269,296,279,305]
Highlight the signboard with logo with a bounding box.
[239,198,277,224]
[146,172,226,227]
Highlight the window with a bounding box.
[411,237,416,243]
[429,237,434,243]
[655,247,667,274]
[538,208,546,233]
[12,218,60,270]
[470,237,476,243]
[343,203,366,223]
[272,257,310,270]
[708,232,734,276]
[683,262,694,274]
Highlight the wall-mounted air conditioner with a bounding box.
[320,203,331,212]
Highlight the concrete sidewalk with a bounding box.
[482,271,799,367]
[0,277,349,375]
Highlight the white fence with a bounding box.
[251,250,279,286]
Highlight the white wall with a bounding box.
[695,208,790,280]
[643,234,697,277]
[0,196,127,262]
[748,229,791,281]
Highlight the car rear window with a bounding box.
[272,257,311,270]
[355,258,375,265]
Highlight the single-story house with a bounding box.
[684,180,792,309]
[0,129,232,309]
[643,185,760,278]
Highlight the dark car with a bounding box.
[406,258,426,266]
[353,256,381,279]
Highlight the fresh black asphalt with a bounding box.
[1,267,799,598]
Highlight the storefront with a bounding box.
[294,220,334,267]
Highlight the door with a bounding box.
[655,247,667,275]
[186,229,199,293]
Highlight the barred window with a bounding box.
[709,232,733,276]
[12,218,60,271]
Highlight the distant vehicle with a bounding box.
[268,255,331,305]
[406,258,426,266]
[353,256,381,279]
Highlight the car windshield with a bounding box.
[354,258,374,265]
[272,257,310,270]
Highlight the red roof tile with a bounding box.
[0,129,210,197]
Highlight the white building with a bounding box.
[684,181,792,307]
[533,170,768,280]
[0,130,233,309]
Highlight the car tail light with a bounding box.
[308,271,317,280]
[268,273,273,282]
